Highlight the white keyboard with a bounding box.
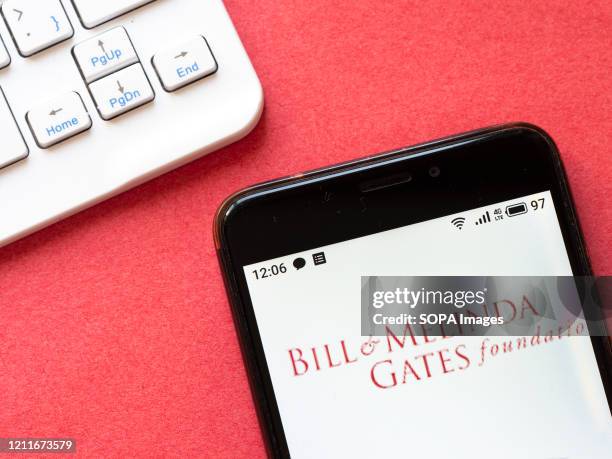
[0,0,263,246]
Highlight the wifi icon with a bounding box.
[451,217,466,230]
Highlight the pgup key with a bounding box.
[72,27,138,83]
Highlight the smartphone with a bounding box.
[215,123,611,458]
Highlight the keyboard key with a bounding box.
[1,0,73,57]
[89,63,154,120]
[152,36,218,92]
[26,92,92,148]
[0,88,28,169]
[73,27,138,83]
[72,0,156,29]
[0,36,10,69]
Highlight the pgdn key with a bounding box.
[89,63,154,120]
[111,89,141,109]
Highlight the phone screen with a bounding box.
[243,190,611,458]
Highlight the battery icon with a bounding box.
[506,202,528,217]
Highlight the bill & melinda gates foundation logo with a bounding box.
[286,293,588,390]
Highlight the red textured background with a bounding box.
[1,1,611,457]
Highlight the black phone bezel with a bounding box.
[214,123,611,458]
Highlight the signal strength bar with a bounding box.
[475,211,491,225]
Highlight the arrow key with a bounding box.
[0,35,10,69]
[89,63,154,120]
[26,91,92,148]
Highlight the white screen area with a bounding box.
[244,191,611,458]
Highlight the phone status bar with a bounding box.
[450,196,545,231]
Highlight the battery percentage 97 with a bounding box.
[530,198,545,211]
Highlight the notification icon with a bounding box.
[312,252,327,265]
[293,257,306,270]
